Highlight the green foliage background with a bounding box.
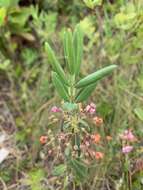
[0,0,143,189]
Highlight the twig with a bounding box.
[28,97,56,124]
[0,177,8,190]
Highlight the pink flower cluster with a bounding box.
[85,103,96,114]
[51,106,61,113]
[120,129,136,142]
[120,129,136,154]
[122,146,133,154]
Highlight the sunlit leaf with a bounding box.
[76,65,117,88]
[134,108,143,121]
[83,0,102,9]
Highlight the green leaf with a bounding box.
[69,158,88,181]
[52,72,69,101]
[62,102,78,111]
[63,176,69,189]
[0,60,10,70]
[73,24,84,77]
[52,164,67,176]
[75,133,81,156]
[45,42,68,85]
[134,108,143,121]
[114,12,136,30]
[79,16,95,39]
[9,7,31,26]
[75,83,96,102]
[25,169,45,190]
[65,146,71,157]
[75,133,80,148]
[63,29,75,74]
[0,7,6,26]
[76,65,117,88]
[75,133,80,147]
[63,122,71,130]
[0,0,19,7]
[79,119,91,132]
[83,0,102,9]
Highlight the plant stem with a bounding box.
[69,74,76,102]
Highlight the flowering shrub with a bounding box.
[40,25,118,184]
[38,24,141,190]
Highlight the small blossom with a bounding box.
[58,133,66,141]
[48,150,53,155]
[95,152,104,160]
[120,129,136,142]
[85,103,96,114]
[122,146,133,154]
[106,136,112,141]
[91,133,101,144]
[93,116,103,126]
[40,136,47,144]
[73,145,79,150]
[85,141,90,147]
[51,106,61,113]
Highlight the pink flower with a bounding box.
[120,129,136,142]
[85,103,96,114]
[122,146,133,154]
[58,133,66,141]
[51,106,61,113]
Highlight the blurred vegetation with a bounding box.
[0,0,143,190]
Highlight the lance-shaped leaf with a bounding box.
[75,83,97,103]
[134,108,143,121]
[69,158,88,181]
[52,164,67,176]
[45,42,68,85]
[63,29,75,74]
[52,72,69,101]
[73,25,84,77]
[76,64,117,88]
[75,133,81,156]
